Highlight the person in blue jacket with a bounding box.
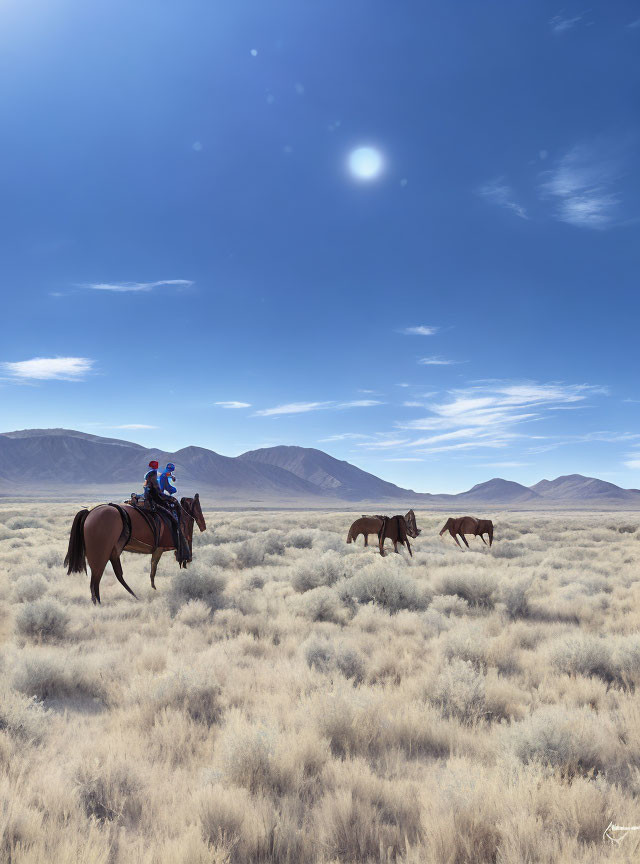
[159,463,177,497]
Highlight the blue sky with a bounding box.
[1,0,639,493]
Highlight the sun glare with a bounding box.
[348,146,384,181]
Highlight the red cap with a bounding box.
[148,460,159,469]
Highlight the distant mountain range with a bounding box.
[1,428,639,508]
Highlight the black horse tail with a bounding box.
[64,509,90,574]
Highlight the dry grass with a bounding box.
[1,501,640,862]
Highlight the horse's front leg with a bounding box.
[405,539,412,557]
[459,532,470,549]
[393,541,399,553]
[150,548,163,590]
[364,534,368,547]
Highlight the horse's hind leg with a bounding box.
[149,549,163,590]
[363,534,368,547]
[393,541,399,553]
[86,554,108,605]
[109,554,138,600]
[405,539,412,557]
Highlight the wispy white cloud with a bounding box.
[114,424,157,429]
[1,356,94,381]
[403,401,426,408]
[215,401,252,409]
[256,399,382,417]
[629,18,640,29]
[319,433,372,442]
[478,178,527,219]
[357,438,410,450]
[86,279,194,293]
[400,325,439,336]
[549,13,584,34]
[338,399,383,408]
[624,458,640,470]
[419,356,458,366]
[382,458,424,462]
[539,144,622,228]
[255,401,333,417]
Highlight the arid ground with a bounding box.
[2,501,640,863]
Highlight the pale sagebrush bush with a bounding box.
[432,659,486,724]
[431,593,470,616]
[509,705,611,776]
[438,569,498,609]
[284,529,313,549]
[12,573,49,603]
[422,607,452,637]
[215,715,295,796]
[242,571,266,590]
[234,530,285,568]
[0,686,50,741]
[6,516,45,530]
[550,635,616,684]
[167,565,226,614]
[175,599,211,626]
[301,585,346,623]
[13,651,110,704]
[291,550,346,592]
[303,636,335,673]
[199,545,235,569]
[74,754,144,826]
[338,562,431,613]
[16,598,69,641]
[335,644,366,684]
[143,671,223,726]
[492,541,525,559]
[442,622,491,671]
[501,575,533,618]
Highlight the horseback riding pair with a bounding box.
[133,460,190,565]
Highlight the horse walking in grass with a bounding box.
[346,515,385,547]
[439,516,493,549]
[64,495,206,604]
[378,510,421,557]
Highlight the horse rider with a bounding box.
[141,460,160,505]
[158,462,190,563]
[159,462,177,497]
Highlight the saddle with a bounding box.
[125,492,191,567]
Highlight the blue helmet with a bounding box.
[165,463,175,472]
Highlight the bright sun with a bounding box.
[348,146,384,180]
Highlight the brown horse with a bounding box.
[346,515,385,546]
[64,495,206,604]
[378,510,421,557]
[439,516,493,549]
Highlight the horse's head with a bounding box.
[181,493,207,532]
[404,509,421,538]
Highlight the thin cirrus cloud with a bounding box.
[113,424,158,430]
[1,356,94,381]
[549,13,584,34]
[255,399,383,417]
[400,325,439,336]
[539,144,622,229]
[419,356,457,366]
[215,401,252,409]
[380,381,609,454]
[86,279,194,293]
[477,179,527,219]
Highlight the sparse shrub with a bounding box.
[284,529,313,549]
[144,671,223,726]
[243,571,266,590]
[550,635,615,683]
[0,686,50,741]
[167,566,226,614]
[291,551,345,593]
[16,598,69,641]
[200,546,235,569]
[501,575,533,618]
[442,623,490,671]
[13,573,49,603]
[509,705,609,776]
[335,645,366,683]
[301,586,346,623]
[74,754,144,826]
[492,542,525,559]
[235,531,285,568]
[432,659,486,724]
[13,651,110,704]
[339,564,430,613]
[438,570,498,609]
[431,594,469,616]
[303,636,335,673]
[176,599,211,627]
